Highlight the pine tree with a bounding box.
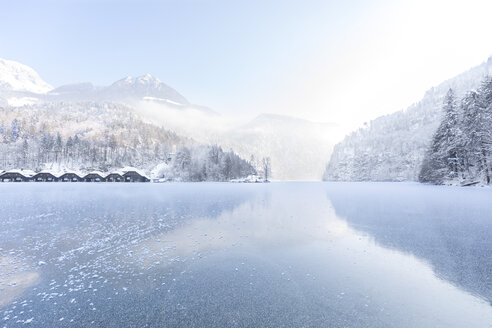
[21,139,29,167]
[10,119,20,142]
[222,154,233,180]
[461,84,492,183]
[419,89,461,183]
[54,133,63,163]
[476,77,492,183]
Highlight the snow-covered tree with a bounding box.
[262,157,271,181]
[420,78,492,185]
[419,89,461,183]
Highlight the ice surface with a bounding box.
[0,182,491,327]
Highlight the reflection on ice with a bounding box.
[0,257,39,308]
[136,190,350,266]
[326,182,492,304]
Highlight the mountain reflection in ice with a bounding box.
[0,182,491,327]
[326,182,492,305]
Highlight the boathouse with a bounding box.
[0,168,151,182]
[0,170,35,182]
[59,171,83,182]
[33,171,58,182]
[106,172,124,182]
[83,171,106,182]
[122,168,150,182]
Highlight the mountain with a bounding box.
[0,58,52,94]
[323,56,492,182]
[0,57,342,180]
[0,58,53,107]
[48,82,98,99]
[0,58,258,180]
[101,74,189,106]
[47,74,190,106]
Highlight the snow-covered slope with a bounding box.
[323,56,492,181]
[0,58,52,94]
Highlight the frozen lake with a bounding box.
[0,182,491,327]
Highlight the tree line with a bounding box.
[167,145,259,182]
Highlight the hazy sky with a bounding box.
[2,0,492,132]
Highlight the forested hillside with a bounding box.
[0,102,256,181]
[324,57,492,181]
[0,102,187,170]
[419,78,492,185]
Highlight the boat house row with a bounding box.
[0,168,150,182]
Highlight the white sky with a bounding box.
[255,0,492,133]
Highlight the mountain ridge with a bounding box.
[0,58,189,108]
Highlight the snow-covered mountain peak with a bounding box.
[117,74,161,87]
[0,58,52,94]
[108,74,189,105]
[139,73,160,83]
